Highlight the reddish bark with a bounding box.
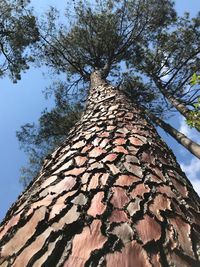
[0,73,199,266]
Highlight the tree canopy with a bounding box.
[0,0,39,82]
[16,0,200,185]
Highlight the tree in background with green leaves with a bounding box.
[0,0,39,82]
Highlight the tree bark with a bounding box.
[145,109,200,159]
[0,71,200,267]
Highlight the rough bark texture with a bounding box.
[0,74,200,267]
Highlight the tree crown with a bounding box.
[0,0,39,81]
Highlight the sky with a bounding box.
[0,0,199,221]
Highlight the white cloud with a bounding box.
[181,158,200,196]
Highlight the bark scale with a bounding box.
[0,71,200,267]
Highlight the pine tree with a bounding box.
[17,0,200,185]
[0,1,200,266]
[0,70,200,266]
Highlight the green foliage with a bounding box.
[120,74,165,116]
[0,0,39,82]
[35,0,176,81]
[129,13,200,95]
[185,73,200,130]
[191,73,200,85]
[186,101,200,130]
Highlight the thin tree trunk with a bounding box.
[0,71,200,267]
[153,77,200,133]
[145,109,200,159]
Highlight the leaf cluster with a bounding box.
[36,0,176,80]
[0,0,39,81]
[186,73,200,130]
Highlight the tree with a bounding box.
[129,12,200,132]
[0,70,200,266]
[17,0,200,184]
[143,108,200,159]
[0,0,39,82]
[0,1,200,265]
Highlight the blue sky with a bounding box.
[0,0,199,220]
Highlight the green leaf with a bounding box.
[191,73,197,85]
[191,73,200,86]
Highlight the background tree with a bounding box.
[0,0,39,82]
[17,0,200,184]
[129,12,200,132]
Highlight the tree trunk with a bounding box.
[153,77,200,133]
[145,108,200,159]
[0,71,200,267]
